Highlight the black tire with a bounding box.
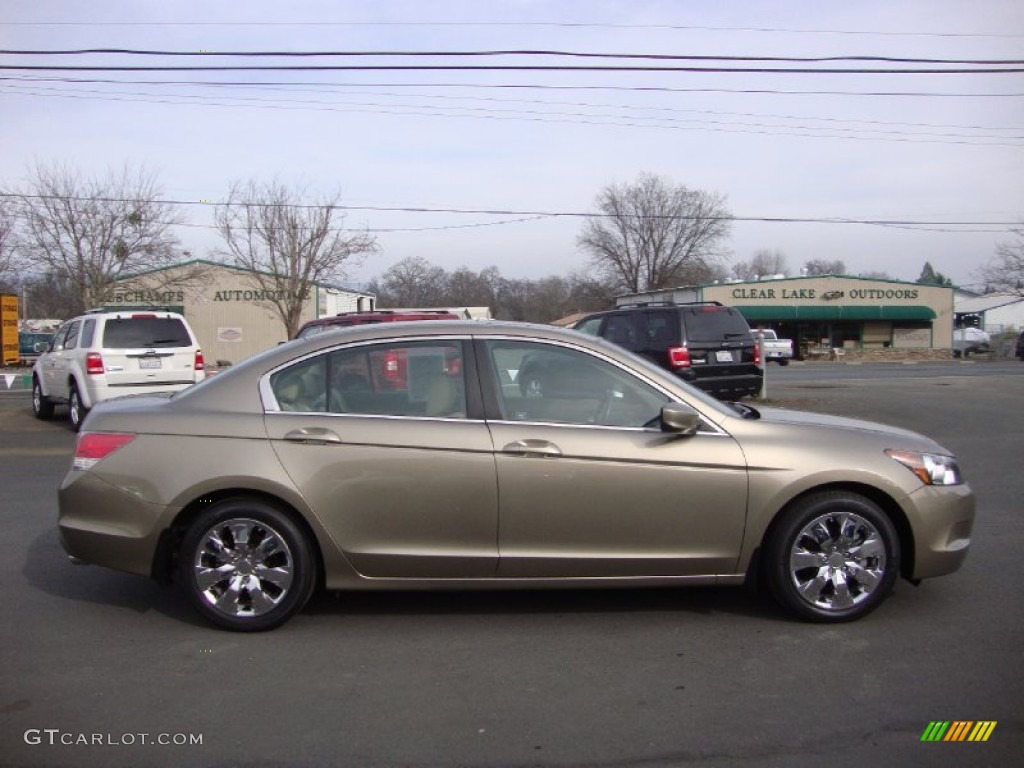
[778,359,790,367]
[764,492,899,623]
[32,378,55,420]
[179,498,316,631]
[68,384,87,432]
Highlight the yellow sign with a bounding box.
[0,294,19,366]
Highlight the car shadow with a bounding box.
[25,527,780,627]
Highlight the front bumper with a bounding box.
[904,483,975,580]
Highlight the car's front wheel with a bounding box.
[764,492,899,622]
[32,378,55,420]
[68,384,87,432]
[179,499,317,631]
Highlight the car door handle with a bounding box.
[283,427,343,445]
[501,439,562,458]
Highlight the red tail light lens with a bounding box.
[85,352,105,375]
[73,433,135,470]
[753,343,762,367]
[668,346,691,369]
[194,349,205,371]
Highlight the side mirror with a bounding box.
[660,402,701,436]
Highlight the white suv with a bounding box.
[32,309,205,430]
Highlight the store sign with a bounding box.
[213,289,309,302]
[1,294,18,365]
[730,286,921,302]
[112,290,186,304]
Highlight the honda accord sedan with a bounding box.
[58,321,975,631]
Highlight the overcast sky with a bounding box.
[2,0,1022,290]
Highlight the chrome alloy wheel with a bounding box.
[787,511,887,612]
[192,518,295,618]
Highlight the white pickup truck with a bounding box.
[751,328,793,365]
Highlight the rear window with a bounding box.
[101,317,193,349]
[681,307,752,343]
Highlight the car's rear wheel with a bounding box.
[764,492,899,622]
[179,499,316,631]
[68,384,87,432]
[32,378,55,420]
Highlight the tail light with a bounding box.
[194,349,205,371]
[668,346,691,369]
[85,352,105,375]
[73,433,135,470]
[383,351,401,379]
[753,343,762,367]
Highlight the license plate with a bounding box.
[139,357,162,370]
[715,351,734,363]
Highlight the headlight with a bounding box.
[885,449,963,486]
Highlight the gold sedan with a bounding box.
[58,321,974,631]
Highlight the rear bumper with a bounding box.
[80,379,201,409]
[58,469,170,578]
[677,370,763,399]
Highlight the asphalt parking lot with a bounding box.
[1,369,1022,768]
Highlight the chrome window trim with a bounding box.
[475,335,729,437]
[260,335,474,413]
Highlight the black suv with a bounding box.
[573,302,762,399]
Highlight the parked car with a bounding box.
[750,328,793,365]
[953,327,991,358]
[18,330,55,367]
[574,302,762,399]
[295,310,461,340]
[32,309,205,431]
[58,321,974,631]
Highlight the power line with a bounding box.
[4,83,1020,146]
[3,49,1023,66]
[3,21,1022,39]
[1,192,1016,229]
[4,63,1023,74]
[7,75,1018,133]
[4,75,1020,98]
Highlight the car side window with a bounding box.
[49,323,71,352]
[63,320,81,350]
[327,340,467,418]
[574,317,602,336]
[270,356,328,413]
[603,314,638,348]
[484,340,668,428]
[80,319,96,348]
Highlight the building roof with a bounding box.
[115,258,373,297]
[954,292,1024,314]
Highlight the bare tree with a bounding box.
[216,180,378,338]
[733,249,789,280]
[0,195,16,293]
[803,259,846,276]
[12,162,182,313]
[368,256,447,307]
[977,224,1024,295]
[577,173,731,294]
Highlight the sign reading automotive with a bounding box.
[1,294,19,366]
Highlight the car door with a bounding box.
[262,338,499,579]
[42,321,76,398]
[478,338,749,578]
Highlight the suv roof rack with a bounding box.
[333,309,454,317]
[614,300,724,309]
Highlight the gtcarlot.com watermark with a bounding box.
[24,729,203,747]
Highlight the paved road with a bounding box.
[1,374,1022,767]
